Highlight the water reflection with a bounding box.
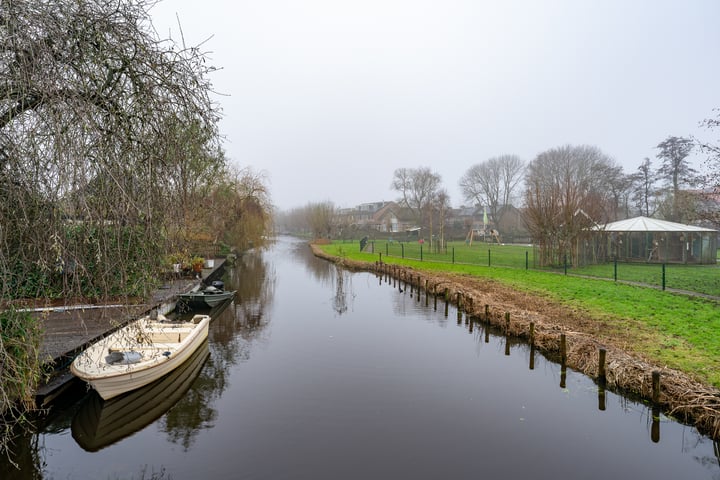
[5,237,720,479]
[332,265,353,316]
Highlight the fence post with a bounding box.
[401,243,404,258]
[420,244,423,261]
[452,247,455,264]
[488,249,491,267]
[525,251,529,270]
[662,263,666,290]
[613,258,617,281]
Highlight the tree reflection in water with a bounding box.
[332,264,354,316]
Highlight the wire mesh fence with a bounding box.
[335,239,720,298]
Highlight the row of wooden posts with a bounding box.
[374,260,664,443]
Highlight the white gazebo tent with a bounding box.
[590,216,717,264]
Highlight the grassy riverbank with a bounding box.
[316,242,720,389]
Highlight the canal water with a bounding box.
[3,235,720,479]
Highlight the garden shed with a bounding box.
[586,216,717,265]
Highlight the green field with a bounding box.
[320,240,720,388]
[350,240,720,297]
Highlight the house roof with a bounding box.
[597,216,717,232]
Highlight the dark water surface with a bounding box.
[4,236,720,479]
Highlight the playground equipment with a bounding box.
[465,228,501,246]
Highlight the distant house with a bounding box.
[336,201,415,233]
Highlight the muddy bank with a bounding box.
[311,244,720,441]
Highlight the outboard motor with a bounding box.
[210,280,225,291]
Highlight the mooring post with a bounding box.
[560,333,568,388]
[529,322,535,344]
[433,286,437,310]
[504,312,510,334]
[598,348,607,382]
[457,292,463,311]
[484,304,490,322]
[652,369,663,443]
[652,370,661,404]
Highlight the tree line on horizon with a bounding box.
[279,120,720,253]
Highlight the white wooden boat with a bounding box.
[70,312,211,400]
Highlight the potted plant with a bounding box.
[191,256,205,273]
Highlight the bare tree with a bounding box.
[432,189,451,251]
[523,145,616,266]
[695,108,720,227]
[656,136,697,222]
[631,158,659,217]
[391,167,442,241]
[459,155,525,225]
[306,201,337,239]
[207,166,272,252]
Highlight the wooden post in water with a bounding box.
[457,292,463,311]
[652,370,662,443]
[652,371,661,404]
[560,333,567,389]
[485,304,490,322]
[598,347,607,411]
[444,289,449,317]
[433,286,437,310]
[504,312,510,334]
[529,322,535,344]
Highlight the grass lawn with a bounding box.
[354,240,720,297]
[320,240,720,388]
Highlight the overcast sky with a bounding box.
[149,0,720,211]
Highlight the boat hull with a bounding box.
[70,314,210,400]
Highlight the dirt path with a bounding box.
[311,244,720,441]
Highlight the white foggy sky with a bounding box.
[149,0,720,211]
